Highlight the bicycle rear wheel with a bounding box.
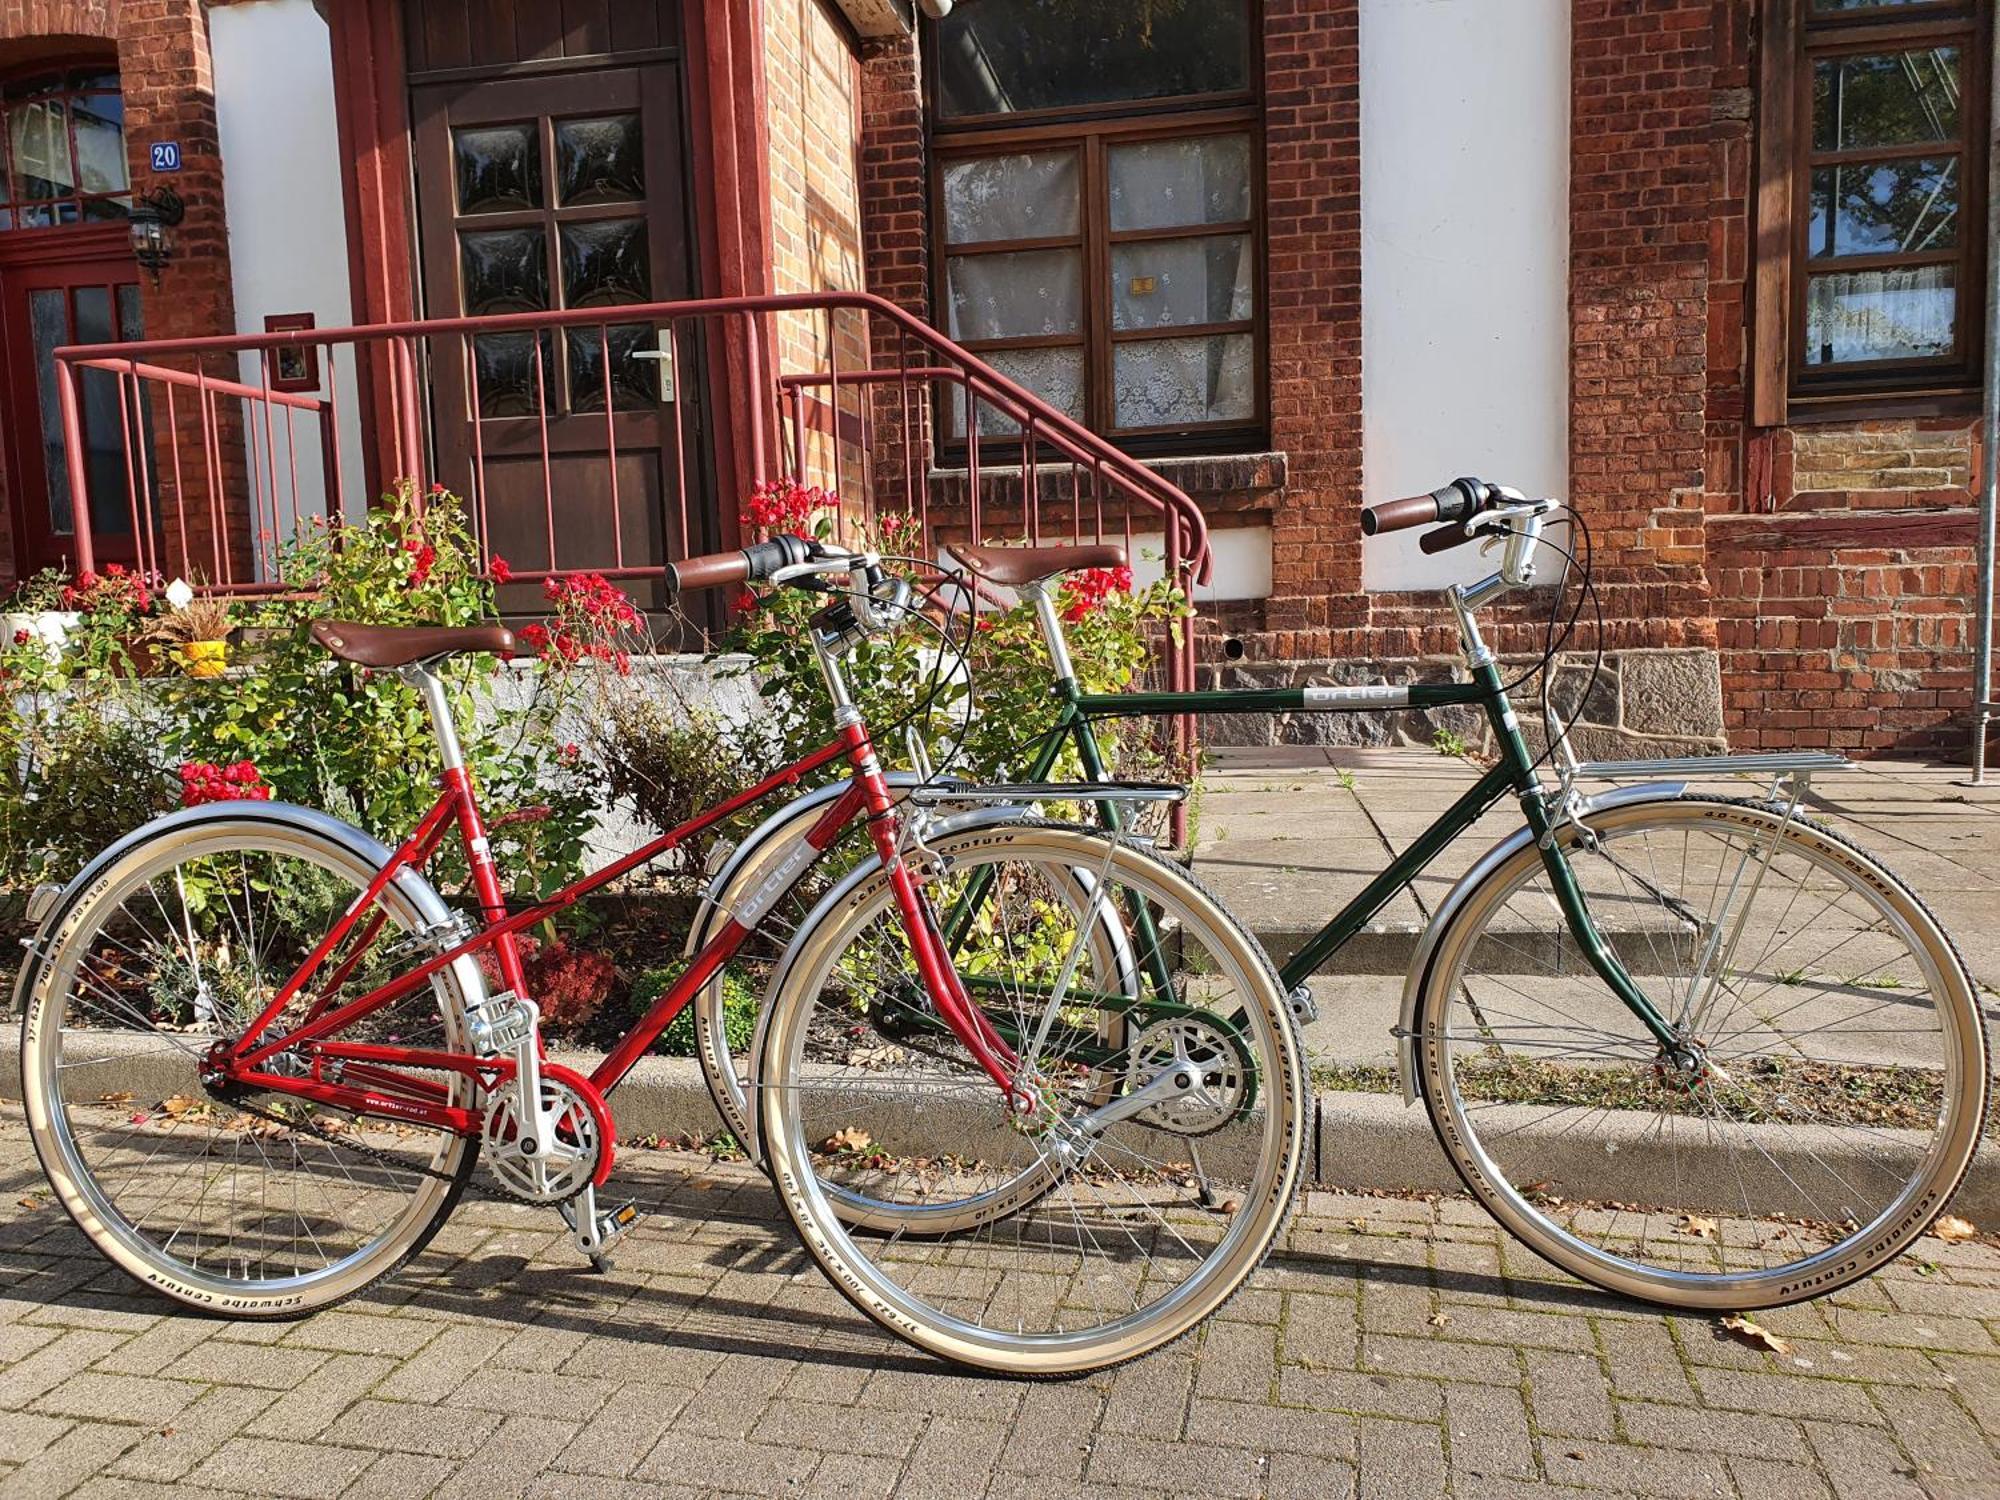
[757,822,1307,1376]
[21,810,478,1317]
[1413,794,1987,1309]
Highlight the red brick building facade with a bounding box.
[0,0,1988,757]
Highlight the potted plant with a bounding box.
[150,591,234,678]
[1,568,79,654]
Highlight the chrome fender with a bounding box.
[10,800,489,1021]
[1393,782,1687,1103]
[741,813,1142,1160]
[684,771,968,957]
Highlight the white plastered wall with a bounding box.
[210,0,368,568]
[1358,0,1570,593]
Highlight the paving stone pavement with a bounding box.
[4,1104,2000,1498]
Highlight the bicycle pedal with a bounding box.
[561,1191,641,1262]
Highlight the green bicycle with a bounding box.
[697,477,1987,1312]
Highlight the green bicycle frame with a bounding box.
[1043,662,1681,1052]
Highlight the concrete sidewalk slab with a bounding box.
[1197,747,2000,995]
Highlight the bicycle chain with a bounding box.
[208,1084,528,1205]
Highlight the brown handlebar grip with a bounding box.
[667,550,750,593]
[1418,520,1480,555]
[1361,493,1446,537]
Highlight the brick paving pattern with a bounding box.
[3,1103,1997,1498]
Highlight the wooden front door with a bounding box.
[0,242,147,577]
[411,59,709,612]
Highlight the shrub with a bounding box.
[719,492,1189,790]
[645,964,758,1058]
[0,484,632,901]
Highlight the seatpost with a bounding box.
[404,664,466,772]
[1018,578,1078,685]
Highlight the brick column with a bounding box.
[1567,0,1717,654]
[1259,0,1363,658]
[854,33,929,526]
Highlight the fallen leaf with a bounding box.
[821,1127,874,1155]
[1220,1198,1241,1214]
[1427,1311,1452,1330]
[16,1196,45,1210]
[1680,1214,1717,1241]
[1933,1214,1977,1245]
[96,1091,134,1105]
[846,1044,905,1069]
[1348,1216,1369,1232]
[1719,1314,1791,1356]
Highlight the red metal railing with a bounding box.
[53,290,1207,772]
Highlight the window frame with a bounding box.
[925,10,1267,455]
[1755,0,1990,421]
[0,63,131,233]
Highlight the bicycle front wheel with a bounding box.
[21,809,479,1317]
[1413,794,1987,1310]
[757,822,1307,1376]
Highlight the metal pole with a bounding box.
[1973,29,2000,785]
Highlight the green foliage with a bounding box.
[0,484,606,897]
[645,964,758,1057]
[1432,726,1470,759]
[717,518,1188,792]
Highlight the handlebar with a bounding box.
[666,535,814,593]
[1359,477,1498,537]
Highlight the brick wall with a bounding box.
[1689,0,1983,756]
[1566,0,1718,657]
[1257,0,1364,657]
[841,1,1988,757]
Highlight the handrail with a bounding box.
[53,289,1209,581]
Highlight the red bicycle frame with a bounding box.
[214,715,1020,1133]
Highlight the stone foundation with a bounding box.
[1197,647,1728,760]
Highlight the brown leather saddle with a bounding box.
[943,541,1127,587]
[310,620,516,669]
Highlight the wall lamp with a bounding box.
[129,188,185,281]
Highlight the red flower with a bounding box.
[743,477,833,534]
[11,629,27,647]
[1059,564,1134,622]
[559,742,580,762]
[730,587,759,614]
[178,759,272,808]
[489,555,515,584]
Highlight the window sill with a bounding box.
[928,450,1287,508]
[1781,387,1982,426]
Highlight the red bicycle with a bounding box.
[19,536,1305,1375]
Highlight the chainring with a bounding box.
[481,1063,614,1205]
[1124,1014,1252,1137]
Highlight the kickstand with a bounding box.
[1188,1140,1219,1210]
